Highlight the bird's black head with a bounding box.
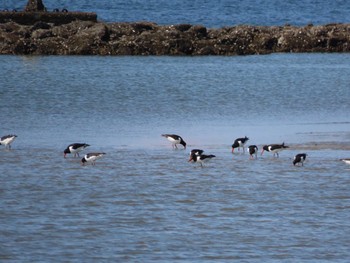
[63,148,70,157]
[81,157,87,165]
[188,152,197,162]
[181,140,186,149]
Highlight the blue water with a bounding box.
[1,1,350,261]
[3,0,350,27]
[1,54,350,262]
[1,54,349,147]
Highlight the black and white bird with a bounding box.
[293,153,307,166]
[81,152,106,165]
[341,158,350,165]
[190,149,204,155]
[188,151,216,167]
[162,134,186,149]
[64,143,90,158]
[0,134,17,149]
[188,149,204,162]
[248,145,258,159]
[231,136,249,153]
[261,142,289,157]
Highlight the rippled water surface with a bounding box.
[5,0,350,27]
[1,54,350,261]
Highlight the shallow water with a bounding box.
[1,54,350,261]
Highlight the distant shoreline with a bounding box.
[0,13,350,55]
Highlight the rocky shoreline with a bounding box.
[1,19,350,55]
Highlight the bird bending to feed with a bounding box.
[64,143,90,158]
[248,145,258,159]
[189,151,216,167]
[232,136,249,153]
[162,134,186,149]
[261,142,289,157]
[0,134,17,149]
[341,158,350,165]
[293,153,307,166]
[81,152,106,165]
[188,149,204,162]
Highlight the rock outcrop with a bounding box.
[25,0,45,12]
[0,20,349,55]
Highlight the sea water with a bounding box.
[1,54,350,261]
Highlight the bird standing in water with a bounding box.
[81,152,106,166]
[188,150,216,167]
[293,153,307,166]
[162,134,187,149]
[0,134,17,149]
[64,143,90,158]
[231,136,249,153]
[248,145,258,159]
[261,142,289,157]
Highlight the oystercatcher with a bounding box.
[231,136,249,153]
[293,153,307,166]
[189,152,216,167]
[0,134,17,149]
[162,134,186,149]
[261,142,289,157]
[188,149,204,162]
[248,145,258,159]
[81,152,106,166]
[64,143,90,158]
[341,158,350,165]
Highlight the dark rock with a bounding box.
[25,0,45,12]
[0,20,350,55]
[31,28,52,39]
[0,11,97,25]
[31,21,51,31]
[174,24,192,32]
[187,25,207,38]
[131,22,156,33]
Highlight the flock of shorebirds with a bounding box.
[160,134,350,167]
[0,134,104,166]
[1,133,350,167]
[161,134,309,167]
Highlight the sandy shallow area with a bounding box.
[291,131,350,151]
